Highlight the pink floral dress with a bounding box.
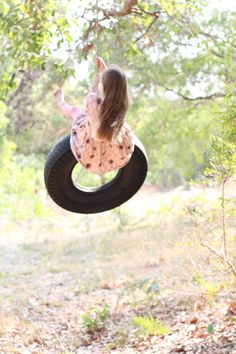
[58,92,134,174]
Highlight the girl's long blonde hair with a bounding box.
[97,66,129,141]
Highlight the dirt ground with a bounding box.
[0,184,235,353]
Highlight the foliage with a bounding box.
[3,0,235,185]
[201,91,236,276]
[117,277,160,308]
[105,330,128,350]
[205,92,236,182]
[0,153,51,221]
[0,0,74,100]
[72,164,117,188]
[0,114,51,221]
[207,323,214,335]
[0,101,16,179]
[80,304,110,333]
[0,0,235,220]
[132,316,170,337]
[130,97,219,185]
[193,276,222,300]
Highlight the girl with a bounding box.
[54,57,134,174]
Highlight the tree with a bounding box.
[2,0,236,185]
[0,0,71,99]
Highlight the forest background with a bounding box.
[0,0,236,353]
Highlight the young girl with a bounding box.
[54,57,134,174]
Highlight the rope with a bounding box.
[96,0,100,58]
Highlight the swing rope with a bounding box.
[95,0,100,58]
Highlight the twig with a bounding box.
[134,16,159,44]
[94,0,137,18]
[162,86,225,101]
[221,176,228,258]
[201,242,236,278]
[76,0,161,57]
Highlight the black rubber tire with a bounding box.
[44,135,148,214]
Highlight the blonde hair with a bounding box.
[97,66,129,141]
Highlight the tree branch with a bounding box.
[102,0,138,17]
[201,242,236,278]
[76,1,161,58]
[211,50,225,59]
[163,86,225,101]
[134,16,159,44]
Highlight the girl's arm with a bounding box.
[88,73,101,94]
[54,89,79,120]
[95,56,107,73]
[87,57,107,94]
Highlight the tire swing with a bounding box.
[44,134,148,214]
[44,2,147,214]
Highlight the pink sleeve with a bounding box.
[57,101,81,120]
[85,94,100,124]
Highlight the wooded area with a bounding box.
[0,0,236,353]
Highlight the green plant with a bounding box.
[117,277,160,308]
[80,304,110,333]
[105,330,128,350]
[112,207,130,231]
[193,276,222,301]
[207,323,214,335]
[202,92,236,279]
[132,316,170,337]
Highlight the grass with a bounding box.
[0,182,235,352]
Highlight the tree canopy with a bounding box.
[0,0,235,185]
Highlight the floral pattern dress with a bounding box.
[58,92,134,174]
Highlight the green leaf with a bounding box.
[65,31,72,42]
[207,323,214,335]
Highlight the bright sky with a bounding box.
[208,0,236,11]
